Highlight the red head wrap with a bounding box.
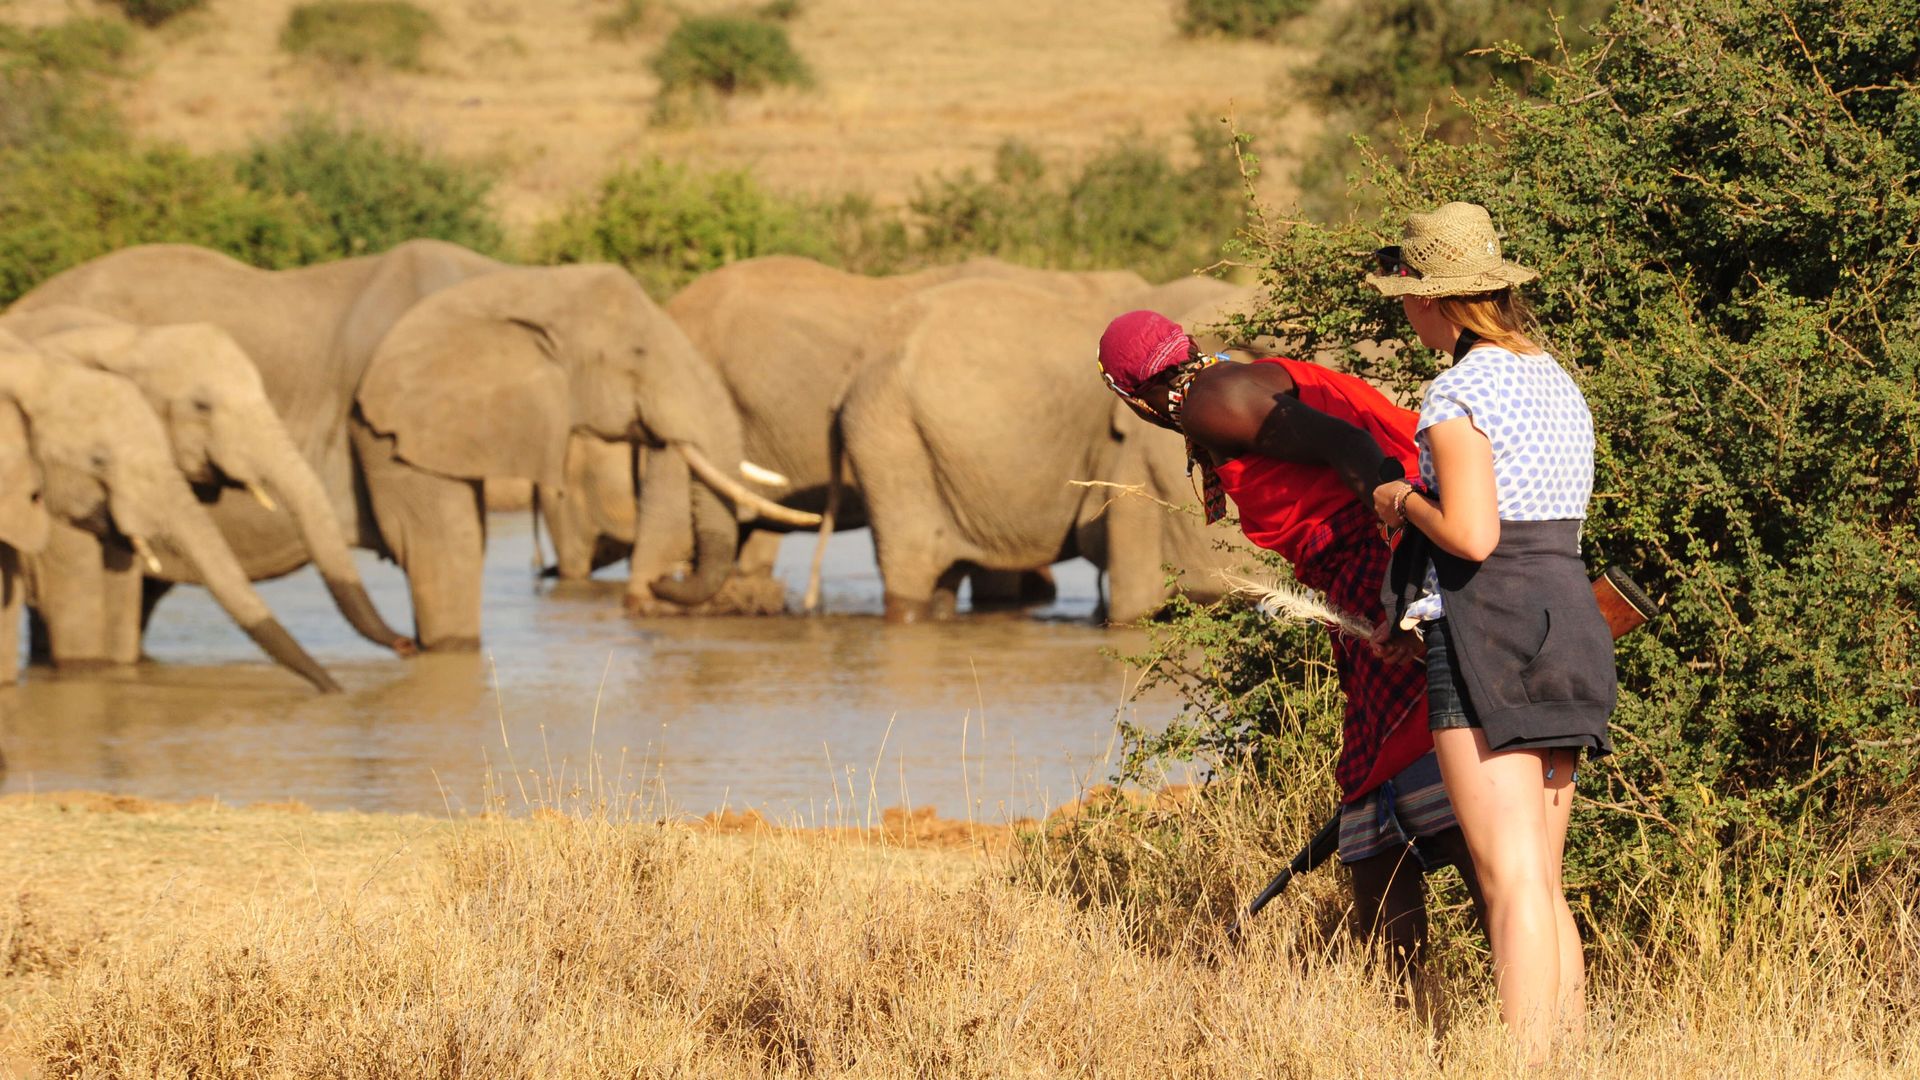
[1097,310,1193,397]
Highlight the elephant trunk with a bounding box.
[157,492,342,693]
[647,463,738,608]
[258,436,415,657]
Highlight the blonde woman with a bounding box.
[1366,203,1617,1060]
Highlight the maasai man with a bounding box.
[1096,310,1484,989]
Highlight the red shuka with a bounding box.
[1212,357,1433,802]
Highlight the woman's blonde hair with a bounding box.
[1432,289,1540,352]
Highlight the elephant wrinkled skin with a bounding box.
[0,330,337,690]
[13,242,779,649]
[2,307,414,658]
[832,277,1257,624]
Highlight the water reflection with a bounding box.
[0,518,1171,820]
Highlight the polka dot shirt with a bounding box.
[1404,345,1595,622]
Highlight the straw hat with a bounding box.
[1365,201,1539,298]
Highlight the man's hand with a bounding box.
[1369,617,1425,665]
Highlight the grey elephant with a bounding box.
[11,242,814,650]
[3,306,414,659]
[0,330,338,690]
[541,255,1153,614]
[826,276,1257,623]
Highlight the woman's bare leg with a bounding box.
[1542,747,1584,1043]
[1433,728,1559,1062]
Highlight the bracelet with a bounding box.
[1392,483,1418,521]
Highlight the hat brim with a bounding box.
[1365,261,1538,298]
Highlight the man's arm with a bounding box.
[1179,364,1401,502]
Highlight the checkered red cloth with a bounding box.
[1291,500,1433,802]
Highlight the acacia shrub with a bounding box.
[531,157,833,295]
[280,1,440,71]
[1178,0,1312,41]
[1098,0,1919,947]
[109,0,208,27]
[650,15,811,97]
[235,113,503,258]
[0,145,324,305]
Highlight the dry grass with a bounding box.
[0,785,1913,1078]
[0,0,1315,231]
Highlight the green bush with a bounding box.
[109,0,209,28]
[531,157,833,295]
[280,1,440,71]
[0,17,135,76]
[1177,0,1312,40]
[910,124,1245,283]
[235,113,503,258]
[0,18,135,154]
[1105,0,1920,948]
[0,144,325,305]
[650,15,812,98]
[1297,0,1613,217]
[591,0,650,42]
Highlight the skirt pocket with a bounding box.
[1518,608,1586,704]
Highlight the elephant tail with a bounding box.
[801,410,845,615]
[530,484,549,576]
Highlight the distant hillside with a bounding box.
[3,0,1318,230]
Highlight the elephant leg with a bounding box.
[34,522,112,668]
[1102,482,1170,625]
[736,528,783,578]
[141,578,173,633]
[967,569,1029,611]
[100,542,144,664]
[1,545,20,686]
[931,565,966,620]
[354,421,486,651]
[623,447,695,614]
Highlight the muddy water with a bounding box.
[0,516,1176,821]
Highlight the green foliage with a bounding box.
[1104,0,1920,945]
[531,157,832,295]
[235,113,503,258]
[109,0,209,28]
[1178,0,1312,41]
[0,144,324,306]
[911,123,1245,283]
[280,1,440,71]
[591,0,651,42]
[650,15,812,98]
[0,17,134,76]
[1298,0,1613,218]
[0,18,134,154]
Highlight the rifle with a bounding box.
[1231,565,1660,935]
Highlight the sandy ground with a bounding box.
[2,0,1317,229]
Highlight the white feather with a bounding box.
[1217,574,1376,641]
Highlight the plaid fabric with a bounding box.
[1291,500,1430,801]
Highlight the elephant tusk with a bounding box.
[245,482,278,513]
[129,535,163,575]
[739,460,791,489]
[675,444,823,528]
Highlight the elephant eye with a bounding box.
[191,396,214,414]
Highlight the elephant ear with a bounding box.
[0,401,49,554]
[356,286,570,490]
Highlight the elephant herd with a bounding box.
[0,240,1260,693]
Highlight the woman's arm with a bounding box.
[1383,417,1499,561]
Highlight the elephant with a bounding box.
[539,255,1154,614]
[0,330,338,690]
[10,241,814,649]
[2,305,414,658]
[827,276,1258,623]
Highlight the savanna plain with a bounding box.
[0,0,1915,1076]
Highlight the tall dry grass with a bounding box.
[19,777,1917,1078]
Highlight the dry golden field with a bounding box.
[1,0,1318,229]
[0,790,1913,1078]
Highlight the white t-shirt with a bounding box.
[1405,344,1596,622]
